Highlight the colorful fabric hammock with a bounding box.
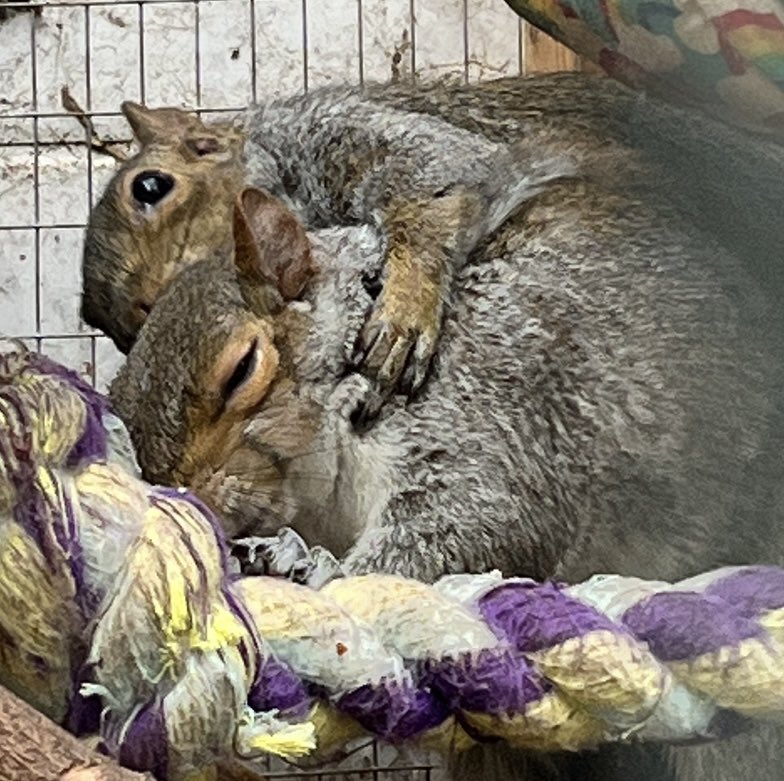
[504,0,784,141]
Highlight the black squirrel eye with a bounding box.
[131,170,175,207]
[224,339,258,402]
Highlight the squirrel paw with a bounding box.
[351,297,439,424]
[230,528,345,588]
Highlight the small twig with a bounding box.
[60,86,129,163]
[390,29,412,84]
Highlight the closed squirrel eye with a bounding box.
[132,170,175,209]
[212,328,280,417]
[224,338,258,402]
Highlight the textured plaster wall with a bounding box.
[0,0,523,395]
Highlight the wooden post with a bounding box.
[522,22,605,75]
[523,23,581,73]
[0,684,151,781]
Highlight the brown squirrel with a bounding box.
[83,73,784,419]
[108,73,784,781]
[82,85,565,419]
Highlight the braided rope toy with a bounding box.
[1,343,784,781]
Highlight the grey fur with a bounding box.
[245,85,575,240]
[109,73,784,781]
[245,74,784,283]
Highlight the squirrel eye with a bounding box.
[132,170,175,208]
[223,339,258,402]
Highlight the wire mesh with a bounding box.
[0,0,529,776]
[0,0,527,393]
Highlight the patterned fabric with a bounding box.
[505,0,784,141]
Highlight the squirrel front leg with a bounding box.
[250,95,571,415]
[353,188,488,423]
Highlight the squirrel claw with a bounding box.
[352,305,438,411]
[404,331,437,397]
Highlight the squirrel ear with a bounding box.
[182,130,243,162]
[121,101,165,145]
[232,187,316,301]
[121,101,204,146]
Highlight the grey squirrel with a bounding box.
[82,82,568,419]
[107,73,784,781]
[83,73,784,417]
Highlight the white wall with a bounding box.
[0,0,524,391]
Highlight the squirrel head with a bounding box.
[82,102,247,353]
[110,186,319,538]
